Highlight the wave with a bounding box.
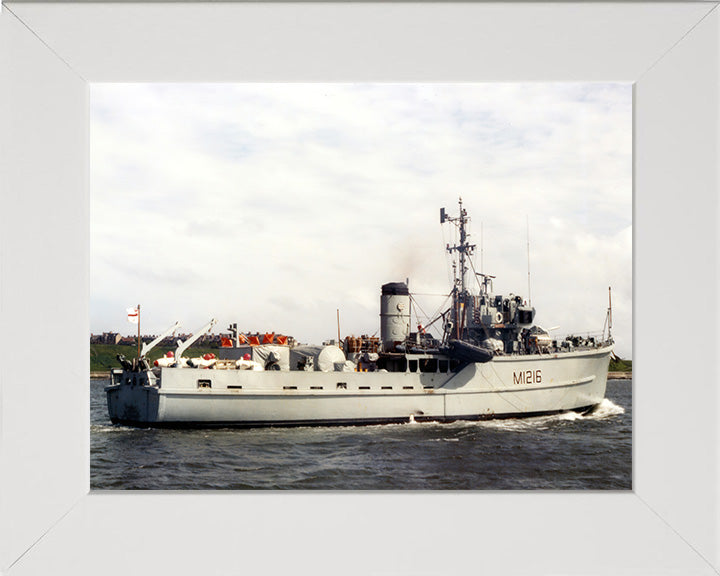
[584,398,625,419]
[448,398,625,432]
[91,424,137,433]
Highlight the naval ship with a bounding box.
[106,199,613,427]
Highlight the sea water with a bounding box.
[91,379,631,490]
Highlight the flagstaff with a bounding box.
[126,305,141,358]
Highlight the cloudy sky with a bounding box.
[91,83,632,358]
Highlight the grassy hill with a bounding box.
[609,357,632,372]
[90,343,219,372]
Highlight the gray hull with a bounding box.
[106,346,612,427]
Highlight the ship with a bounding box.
[106,199,613,427]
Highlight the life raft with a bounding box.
[446,339,494,364]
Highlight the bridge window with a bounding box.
[420,359,438,373]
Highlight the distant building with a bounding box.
[90,332,122,345]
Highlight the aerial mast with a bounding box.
[441,197,475,296]
[480,221,484,277]
[459,198,468,294]
[440,198,476,341]
[526,216,532,307]
[608,286,613,340]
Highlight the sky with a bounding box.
[90,83,632,358]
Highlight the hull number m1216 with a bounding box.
[513,370,542,385]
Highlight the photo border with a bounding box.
[1,2,718,574]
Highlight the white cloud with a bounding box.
[91,83,632,357]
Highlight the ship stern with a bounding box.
[106,369,160,425]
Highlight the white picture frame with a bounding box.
[1,2,718,575]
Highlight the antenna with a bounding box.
[337,309,341,349]
[608,286,613,339]
[442,198,477,342]
[443,197,475,296]
[526,216,531,306]
[481,221,484,276]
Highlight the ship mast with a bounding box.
[442,197,475,296]
[441,198,476,340]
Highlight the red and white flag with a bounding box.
[126,307,139,324]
